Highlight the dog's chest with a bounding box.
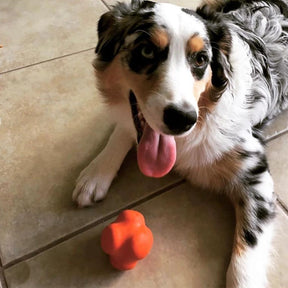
[175,138,243,191]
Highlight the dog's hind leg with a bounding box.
[72,124,134,207]
[226,156,276,288]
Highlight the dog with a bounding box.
[72,0,288,287]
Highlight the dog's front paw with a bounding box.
[72,160,115,207]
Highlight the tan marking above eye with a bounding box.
[151,29,169,49]
[187,35,205,53]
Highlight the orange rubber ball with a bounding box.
[101,210,153,270]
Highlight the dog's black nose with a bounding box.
[163,105,197,134]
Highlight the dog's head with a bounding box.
[94,0,231,177]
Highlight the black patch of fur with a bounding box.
[196,7,232,99]
[182,8,205,21]
[128,44,169,74]
[96,11,124,62]
[249,154,268,176]
[182,8,197,16]
[256,206,271,221]
[243,228,258,247]
[137,0,156,10]
[256,225,263,233]
[239,198,245,207]
[254,193,265,202]
[192,65,208,80]
[238,150,253,159]
[222,1,242,13]
[242,153,269,186]
[208,26,231,91]
[255,199,276,223]
[146,46,169,74]
[252,126,266,145]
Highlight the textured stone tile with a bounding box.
[266,133,288,206]
[264,109,288,139]
[104,0,200,9]
[5,183,235,288]
[0,50,179,265]
[268,207,288,287]
[0,271,4,288]
[0,0,107,72]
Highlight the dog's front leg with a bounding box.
[226,166,276,288]
[73,124,134,207]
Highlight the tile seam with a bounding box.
[101,0,110,9]
[265,128,288,143]
[0,47,95,75]
[3,179,185,270]
[0,0,109,75]
[0,268,8,288]
[277,197,288,215]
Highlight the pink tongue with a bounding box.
[137,124,176,178]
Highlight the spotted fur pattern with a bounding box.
[73,1,288,287]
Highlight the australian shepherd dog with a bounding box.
[73,0,288,286]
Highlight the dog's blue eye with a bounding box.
[141,46,155,59]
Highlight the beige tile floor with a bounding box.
[0,0,287,287]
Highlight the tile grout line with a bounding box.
[266,131,288,214]
[3,179,185,270]
[0,268,8,288]
[264,128,288,143]
[0,47,95,75]
[0,0,111,75]
[277,197,288,215]
[0,240,10,287]
[101,0,110,10]
[0,1,110,76]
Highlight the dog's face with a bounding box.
[94,0,230,176]
[123,5,213,137]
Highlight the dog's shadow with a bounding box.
[47,230,126,287]
[74,231,126,286]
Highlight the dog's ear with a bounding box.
[208,23,231,94]
[95,1,155,63]
[95,10,124,62]
[197,5,232,100]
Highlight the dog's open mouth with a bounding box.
[129,91,176,178]
[129,91,146,143]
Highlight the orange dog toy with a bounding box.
[101,210,153,270]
